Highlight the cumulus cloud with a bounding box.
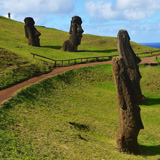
[0,0,74,14]
[85,0,160,21]
[85,0,118,20]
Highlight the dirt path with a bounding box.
[139,54,160,64]
[0,55,159,105]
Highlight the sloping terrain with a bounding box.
[0,16,159,90]
[0,48,53,90]
[0,15,157,60]
[0,16,160,159]
[0,65,160,159]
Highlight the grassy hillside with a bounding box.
[0,64,159,159]
[0,47,53,90]
[0,15,159,90]
[0,16,160,159]
[0,15,158,60]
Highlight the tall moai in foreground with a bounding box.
[112,30,144,155]
[117,30,145,105]
[24,17,41,47]
[62,16,84,52]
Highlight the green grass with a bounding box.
[0,15,159,90]
[0,15,160,159]
[153,57,160,62]
[0,16,158,60]
[0,48,54,90]
[0,64,159,159]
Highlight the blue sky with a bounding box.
[1,0,160,43]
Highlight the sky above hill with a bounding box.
[1,0,160,43]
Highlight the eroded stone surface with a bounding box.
[24,17,41,47]
[117,30,145,104]
[62,16,84,52]
[112,30,144,155]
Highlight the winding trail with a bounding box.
[0,55,160,105]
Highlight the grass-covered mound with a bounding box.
[0,48,53,90]
[0,64,159,159]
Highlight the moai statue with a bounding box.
[62,16,84,52]
[112,30,144,155]
[24,17,41,47]
[8,12,11,19]
[117,30,145,105]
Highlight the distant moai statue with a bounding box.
[8,12,11,19]
[62,16,84,52]
[112,30,144,155]
[24,17,41,47]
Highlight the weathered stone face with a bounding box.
[117,30,141,67]
[24,17,41,47]
[62,16,84,52]
[117,30,145,105]
[112,30,144,155]
[69,16,84,45]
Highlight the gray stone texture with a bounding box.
[62,16,84,52]
[112,30,144,155]
[24,17,41,47]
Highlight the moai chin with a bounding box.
[62,16,84,52]
[112,30,144,155]
[24,17,41,47]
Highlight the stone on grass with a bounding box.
[62,16,84,52]
[24,17,41,47]
[112,30,144,155]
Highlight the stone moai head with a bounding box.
[24,17,41,47]
[69,16,84,45]
[8,12,11,19]
[117,30,145,104]
[24,17,35,26]
[62,16,84,52]
[117,30,141,68]
[112,30,145,155]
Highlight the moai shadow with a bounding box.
[112,30,144,155]
[62,16,84,52]
[24,17,41,47]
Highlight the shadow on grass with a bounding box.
[79,49,117,53]
[41,47,117,54]
[69,122,90,132]
[42,45,62,50]
[143,97,160,106]
[139,145,160,156]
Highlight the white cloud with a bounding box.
[115,0,142,10]
[85,0,160,21]
[0,0,74,14]
[85,0,118,20]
